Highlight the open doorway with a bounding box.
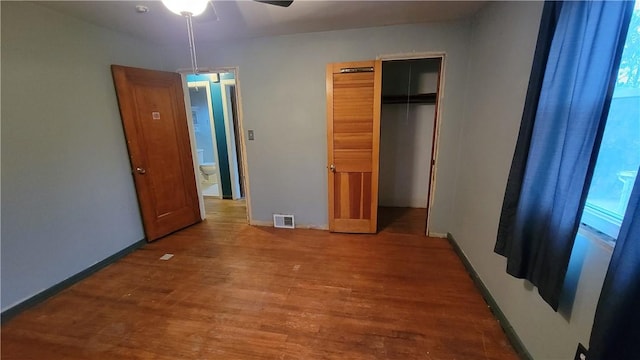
[377,57,443,236]
[183,70,250,223]
[188,80,223,198]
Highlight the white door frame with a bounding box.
[220,79,242,200]
[377,52,446,237]
[187,81,223,200]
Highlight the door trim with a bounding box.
[180,76,206,219]
[378,52,446,237]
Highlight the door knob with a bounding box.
[135,167,146,174]
[329,164,336,172]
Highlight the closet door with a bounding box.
[326,60,382,233]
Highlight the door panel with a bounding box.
[112,65,200,241]
[327,60,381,233]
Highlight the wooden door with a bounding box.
[111,65,200,241]
[327,60,382,233]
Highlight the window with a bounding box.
[582,0,640,239]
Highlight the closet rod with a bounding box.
[382,93,437,104]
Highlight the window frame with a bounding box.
[581,202,622,241]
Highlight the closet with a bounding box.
[378,58,441,232]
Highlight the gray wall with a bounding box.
[451,2,613,358]
[379,104,434,208]
[1,2,165,310]
[1,3,611,358]
[163,22,472,232]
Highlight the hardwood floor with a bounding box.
[2,200,517,359]
[378,207,428,235]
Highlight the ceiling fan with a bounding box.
[162,0,293,74]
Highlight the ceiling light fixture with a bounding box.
[161,0,209,75]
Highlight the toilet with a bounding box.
[197,149,218,182]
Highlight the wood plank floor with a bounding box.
[1,200,517,359]
[378,207,428,235]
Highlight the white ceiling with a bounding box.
[36,0,487,45]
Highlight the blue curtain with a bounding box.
[495,1,634,310]
[589,169,640,358]
[496,1,563,258]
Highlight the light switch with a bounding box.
[248,130,255,140]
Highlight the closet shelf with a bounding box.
[382,93,437,104]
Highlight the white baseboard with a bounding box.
[428,232,448,238]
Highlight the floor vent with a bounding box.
[273,214,295,229]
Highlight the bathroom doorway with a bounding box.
[188,80,223,198]
[184,69,250,223]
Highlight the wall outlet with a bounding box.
[574,343,588,360]
[248,130,255,140]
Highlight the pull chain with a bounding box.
[184,12,199,75]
